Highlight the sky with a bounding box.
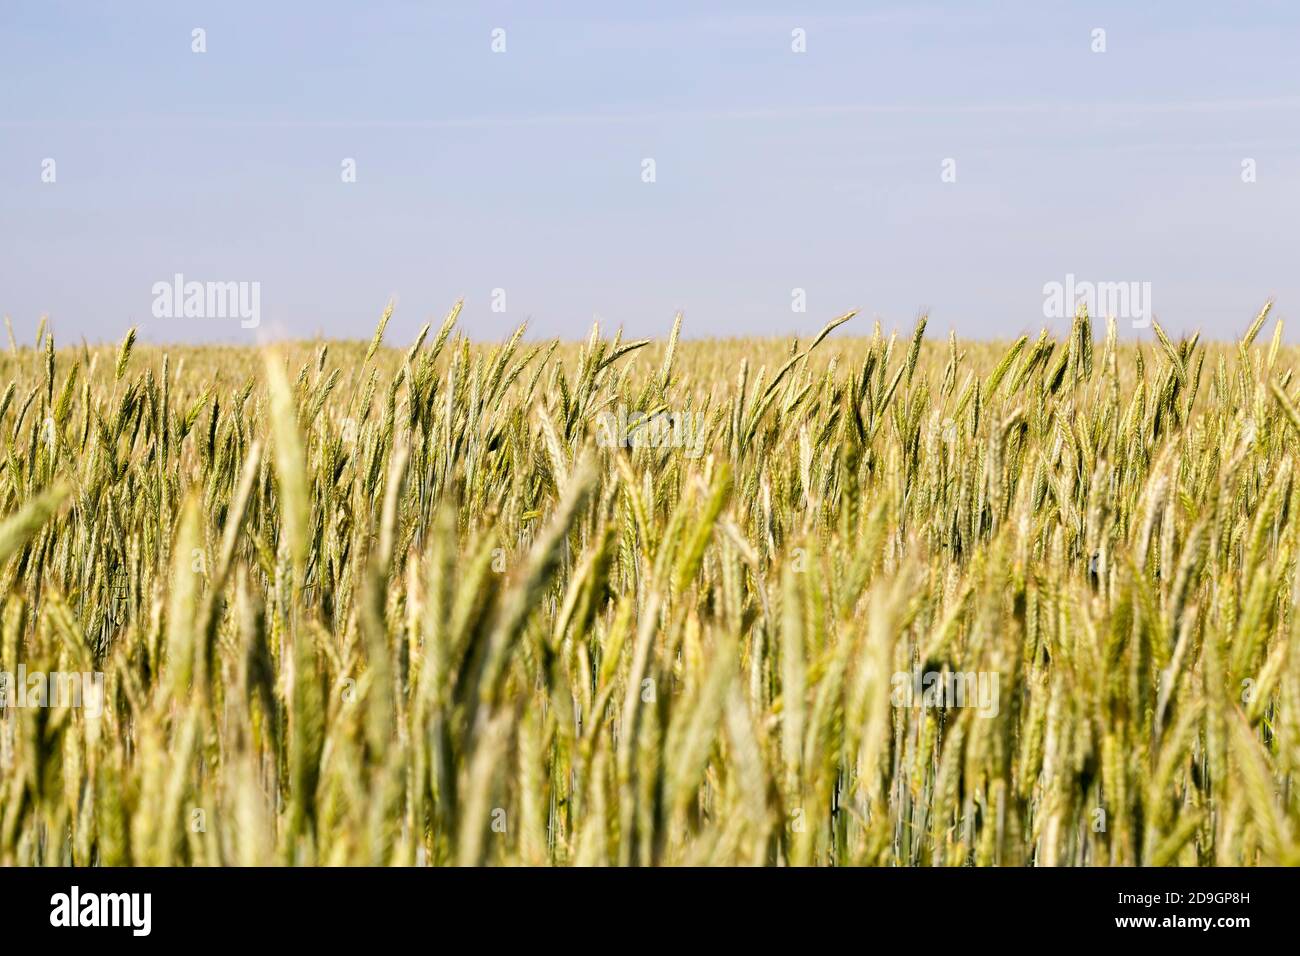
[2,1,1299,345]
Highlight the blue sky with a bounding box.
[3,1,1299,344]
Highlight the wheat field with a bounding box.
[0,301,1297,866]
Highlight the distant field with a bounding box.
[0,302,1296,865]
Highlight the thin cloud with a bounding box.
[6,96,1300,130]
